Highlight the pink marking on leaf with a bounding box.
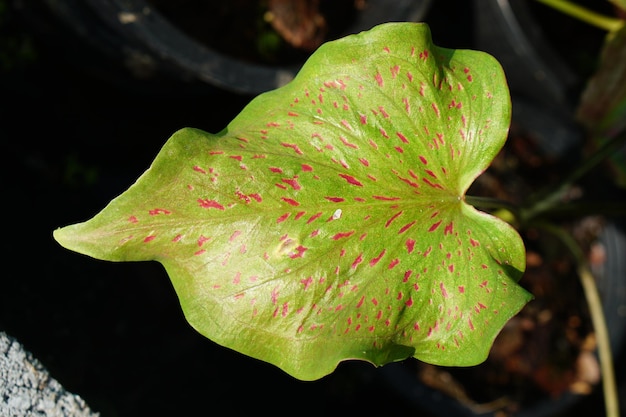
[276,213,290,223]
[429,220,442,232]
[325,196,345,203]
[144,235,156,243]
[289,245,308,259]
[395,146,404,154]
[194,249,206,256]
[398,221,416,234]
[373,195,400,201]
[431,103,440,118]
[339,136,358,149]
[193,166,207,174]
[281,142,303,155]
[282,177,302,190]
[419,155,428,165]
[301,164,313,172]
[269,167,283,173]
[307,212,322,224]
[338,173,363,187]
[198,199,225,210]
[369,249,386,267]
[375,72,383,87]
[385,211,403,228]
[388,258,400,269]
[341,120,352,130]
[423,246,433,257]
[229,230,242,242]
[396,132,409,144]
[406,238,415,254]
[197,235,210,246]
[351,253,364,269]
[149,208,171,215]
[423,178,444,189]
[172,234,182,243]
[425,169,438,179]
[332,231,355,240]
[281,197,300,207]
[444,222,454,236]
[128,216,138,223]
[229,155,243,161]
[379,128,389,138]
[209,150,224,155]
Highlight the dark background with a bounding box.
[1,0,624,416]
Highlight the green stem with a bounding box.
[521,130,626,223]
[534,0,624,32]
[537,223,619,417]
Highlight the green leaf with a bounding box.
[54,22,532,381]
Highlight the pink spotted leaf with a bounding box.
[53,22,532,381]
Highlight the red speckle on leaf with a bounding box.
[444,222,454,236]
[172,234,182,243]
[358,158,370,167]
[209,150,224,155]
[395,146,404,154]
[307,212,322,224]
[339,136,358,149]
[403,270,412,282]
[379,128,389,138]
[294,211,305,220]
[396,132,409,144]
[396,291,403,300]
[229,155,242,161]
[193,166,206,174]
[282,177,302,190]
[399,221,416,234]
[385,211,403,228]
[301,164,313,172]
[351,253,364,269]
[289,245,308,259]
[338,173,363,187]
[194,249,206,256]
[406,298,414,307]
[276,213,290,223]
[448,264,455,273]
[198,199,225,210]
[406,238,415,253]
[470,238,480,247]
[325,196,345,203]
[148,209,172,216]
[423,246,432,257]
[371,297,379,306]
[425,169,438,179]
[369,249,386,267]
[341,120,352,130]
[269,166,283,173]
[388,258,400,269]
[431,103,440,118]
[197,235,210,246]
[281,197,300,206]
[419,49,429,61]
[468,318,475,331]
[281,142,303,154]
[429,220,442,232]
[373,195,400,201]
[419,155,428,165]
[144,235,156,243]
[375,72,383,87]
[332,231,355,240]
[229,231,242,242]
[128,216,138,223]
[423,178,444,189]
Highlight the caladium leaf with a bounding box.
[54,22,532,381]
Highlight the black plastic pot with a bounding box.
[16,0,433,95]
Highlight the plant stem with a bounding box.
[521,129,626,223]
[538,223,619,417]
[534,0,624,32]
